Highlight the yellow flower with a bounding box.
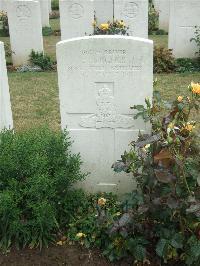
[168,122,174,129]
[118,20,125,27]
[92,20,97,27]
[177,96,183,102]
[191,82,200,95]
[100,23,109,31]
[98,197,106,206]
[182,122,195,132]
[76,232,86,238]
[56,240,63,246]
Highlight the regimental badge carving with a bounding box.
[122,2,138,19]
[16,5,31,18]
[79,83,134,129]
[68,3,84,19]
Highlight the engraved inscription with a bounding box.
[68,3,84,19]
[122,2,138,19]
[16,5,31,18]
[66,49,142,77]
[79,83,134,129]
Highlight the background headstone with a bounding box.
[114,0,148,38]
[153,0,169,32]
[168,0,200,58]
[7,0,44,66]
[0,0,7,12]
[49,0,52,13]
[57,36,153,194]
[59,0,94,40]
[38,0,50,27]
[0,41,13,131]
[93,0,113,24]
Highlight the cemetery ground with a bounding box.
[0,18,199,131]
[0,18,200,266]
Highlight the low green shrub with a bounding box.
[0,127,86,250]
[52,0,59,10]
[153,46,176,73]
[148,3,159,34]
[176,58,200,73]
[42,26,53,36]
[29,50,54,71]
[0,11,9,37]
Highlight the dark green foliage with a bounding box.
[42,26,53,36]
[0,12,9,37]
[148,3,159,34]
[176,58,200,73]
[0,127,85,250]
[154,46,177,73]
[52,0,59,10]
[29,50,54,71]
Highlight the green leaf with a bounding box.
[156,238,168,257]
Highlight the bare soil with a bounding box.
[0,245,131,266]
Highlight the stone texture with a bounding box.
[38,0,50,27]
[59,0,94,40]
[0,0,7,12]
[93,0,113,24]
[168,0,200,58]
[7,0,44,66]
[56,36,153,194]
[0,41,13,131]
[49,0,52,13]
[153,0,169,32]
[114,0,148,38]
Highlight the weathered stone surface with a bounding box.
[168,0,200,58]
[56,36,153,194]
[38,0,50,27]
[7,0,44,66]
[93,0,113,24]
[0,41,13,131]
[153,0,169,32]
[114,0,148,38]
[59,0,93,40]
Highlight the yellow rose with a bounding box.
[118,20,125,27]
[100,23,109,31]
[76,232,86,238]
[98,197,106,206]
[191,82,200,95]
[182,123,195,132]
[177,96,183,102]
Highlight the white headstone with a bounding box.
[57,36,153,194]
[59,0,94,40]
[7,0,44,66]
[38,0,50,27]
[0,42,13,131]
[168,0,200,58]
[94,0,113,24]
[153,0,169,32]
[0,0,7,12]
[49,0,52,13]
[114,0,148,38]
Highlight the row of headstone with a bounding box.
[0,41,13,131]
[59,0,148,40]
[56,35,153,193]
[168,0,200,58]
[153,0,200,59]
[153,0,169,32]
